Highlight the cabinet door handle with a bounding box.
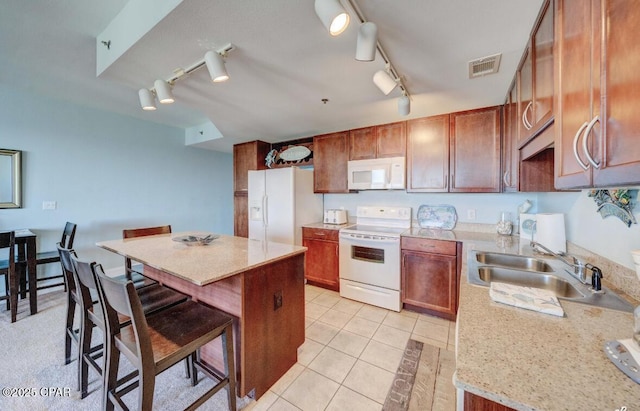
[572,121,590,170]
[503,170,511,187]
[314,232,326,236]
[444,174,448,189]
[522,101,533,130]
[582,115,601,169]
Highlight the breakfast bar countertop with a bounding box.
[97,232,306,286]
[447,231,640,410]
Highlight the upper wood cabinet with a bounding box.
[407,114,450,192]
[349,122,406,160]
[555,0,640,189]
[233,140,270,193]
[407,107,501,193]
[450,106,502,193]
[518,0,554,146]
[313,131,350,193]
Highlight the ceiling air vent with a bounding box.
[468,53,502,78]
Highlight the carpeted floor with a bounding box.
[0,290,252,410]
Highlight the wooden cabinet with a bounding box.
[233,140,270,237]
[463,391,517,411]
[349,122,406,160]
[407,107,501,193]
[233,140,270,194]
[502,82,519,192]
[450,106,502,193]
[313,131,350,193]
[518,0,554,146]
[302,227,339,291]
[407,115,450,192]
[555,0,640,189]
[401,237,462,320]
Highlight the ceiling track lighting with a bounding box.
[314,0,410,115]
[314,0,350,36]
[138,43,235,111]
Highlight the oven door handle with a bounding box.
[339,233,400,244]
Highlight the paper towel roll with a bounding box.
[535,213,566,253]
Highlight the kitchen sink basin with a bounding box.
[467,250,634,312]
[476,267,584,298]
[475,252,554,272]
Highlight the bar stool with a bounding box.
[95,263,237,411]
[57,242,82,364]
[69,254,188,399]
[122,225,172,281]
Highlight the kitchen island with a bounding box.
[97,232,306,400]
[443,231,640,410]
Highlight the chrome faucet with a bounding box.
[530,241,589,284]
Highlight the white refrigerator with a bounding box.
[248,167,323,245]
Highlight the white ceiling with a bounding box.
[1,0,544,152]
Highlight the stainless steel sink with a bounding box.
[477,267,584,298]
[475,252,554,272]
[467,250,634,312]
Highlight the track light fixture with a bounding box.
[138,44,235,111]
[314,0,350,36]
[154,79,174,104]
[373,69,397,95]
[138,88,156,111]
[204,50,230,83]
[398,93,410,116]
[355,22,377,61]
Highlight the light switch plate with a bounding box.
[42,201,57,210]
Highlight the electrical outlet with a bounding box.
[42,201,57,210]
[467,209,476,220]
[274,290,283,311]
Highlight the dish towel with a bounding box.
[489,282,564,317]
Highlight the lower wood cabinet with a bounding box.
[401,237,462,320]
[464,391,516,411]
[302,227,339,291]
[233,194,248,238]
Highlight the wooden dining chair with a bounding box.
[0,231,20,323]
[122,225,172,277]
[34,222,77,291]
[96,264,237,411]
[70,254,188,399]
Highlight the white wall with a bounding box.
[0,86,233,272]
[325,188,640,272]
[538,190,640,271]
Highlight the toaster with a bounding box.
[323,209,348,224]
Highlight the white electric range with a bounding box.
[338,206,411,311]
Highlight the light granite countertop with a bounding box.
[302,222,353,231]
[431,230,640,410]
[97,231,306,286]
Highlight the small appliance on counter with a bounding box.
[323,209,348,224]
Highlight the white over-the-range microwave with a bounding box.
[347,156,406,190]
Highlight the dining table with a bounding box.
[96,231,307,400]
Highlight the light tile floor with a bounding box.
[245,285,456,411]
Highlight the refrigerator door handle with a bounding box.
[262,194,268,227]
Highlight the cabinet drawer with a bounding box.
[302,227,339,241]
[401,237,457,255]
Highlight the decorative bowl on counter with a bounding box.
[417,204,457,230]
[172,234,219,246]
